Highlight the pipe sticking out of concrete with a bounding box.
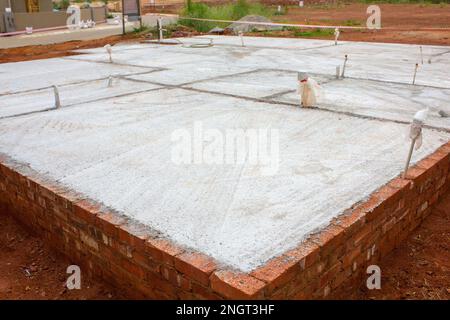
[238,31,245,47]
[336,66,340,79]
[53,85,61,109]
[403,109,428,178]
[403,137,416,179]
[412,63,419,85]
[104,44,112,63]
[157,17,166,42]
[334,28,340,46]
[107,76,114,88]
[341,54,348,78]
[420,46,424,64]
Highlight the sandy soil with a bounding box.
[0,213,125,300]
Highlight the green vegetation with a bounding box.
[343,19,362,27]
[132,24,151,34]
[179,0,272,33]
[53,0,70,10]
[139,24,186,39]
[273,6,288,16]
[290,28,334,38]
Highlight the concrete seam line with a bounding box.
[0,69,164,97]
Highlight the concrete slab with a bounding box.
[0,78,161,119]
[1,36,449,272]
[68,35,450,88]
[272,77,450,130]
[125,62,256,86]
[0,58,159,95]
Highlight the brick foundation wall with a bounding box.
[0,141,449,299]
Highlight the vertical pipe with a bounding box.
[158,17,163,42]
[107,76,114,87]
[412,63,418,85]
[53,86,61,109]
[420,46,423,64]
[334,28,340,46]
[341,54,348,78]
[239,31,244,47]
[336,66,340,79]
[121,0,125,35]
[403,138,416,179]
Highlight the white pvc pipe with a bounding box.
[107,76,114,87]
[238,31,244,47]
[53,85,61,109]
[403,138,416,179]
[341,55,348,78]
[412,63,419,85]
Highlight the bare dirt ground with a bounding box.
[0,213,125,300]
[268,3,450,45]
[0,34,143,64]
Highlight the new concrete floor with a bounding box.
[0,36,449,271]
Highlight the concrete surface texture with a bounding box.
[0,36,449,272]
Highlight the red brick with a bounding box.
[250,253,302,295]
[121,258,146,279]
[332,208,366,236]
[210,270,266,299]
[118,222,151,249]
[95,210,127,238]
[145,237,184,266]
[191,281,222,300]
[73,199,101,224]
[309,224,345,251]
[174,252,217,286]
[161,265,180,285]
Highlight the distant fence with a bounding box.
[0,7,107,33]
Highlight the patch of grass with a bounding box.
[293,28,334,38]
[273,5,289,16]
[142,24,184,38]
[179,0,272,33]
[343,19,362,27]
[132,24,151,34]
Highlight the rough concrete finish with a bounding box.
[0,58,159,95]
[0,78,161,118]
[0,36,449,271]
